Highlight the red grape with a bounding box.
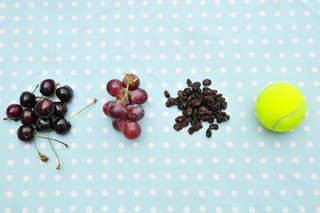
[127,104,144,121]
[108,100,127,120]
[112,120,124,132]
[122,120,141,140]
[130,88,148,104]
[104,73,148,140]
[103,101,116,117]
[123,74,140,91]
[116,96,131,106]
[106,79,124,97]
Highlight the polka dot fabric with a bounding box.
[0,0,320,212]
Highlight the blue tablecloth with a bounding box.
[0,1,319,212]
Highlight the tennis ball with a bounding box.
[255,82,307,132]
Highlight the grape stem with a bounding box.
[122,73,131,103]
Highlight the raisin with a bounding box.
[164,90,171,98]
[206,129,212,138]
[164,78,230,138]
[202,79,212,86]
[165,98,175,107]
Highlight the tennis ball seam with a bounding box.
[256,83,280,103]
[272,100,304,131]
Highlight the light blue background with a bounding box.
[0,0,320,213]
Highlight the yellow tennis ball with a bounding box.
[255,82,307,132]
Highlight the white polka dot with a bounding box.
[22,190,29,197]
[38,191,45,198]
[6,191,13,198]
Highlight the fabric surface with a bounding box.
[0,0,320,213]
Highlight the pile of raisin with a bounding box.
[164,79,230,138]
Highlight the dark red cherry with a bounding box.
[17,125,35,142]
[40,79,56,96]
[20,108,36,125]
[56,85,73,103]
[106,79,124,97]
[122,120,141,140]
[130,88,148,104]
[5,104,23,120]
[123,74,140,91]
[35,118,53,132]
[20,91,36,108]
[35,98,54,118]
[53,102,68,117]
[49,115,60,124]
[53,117,71,134]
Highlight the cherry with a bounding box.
[20,91,36,108]
[106,79,124,97]
[17,125,35,142]
[56,85,73,102]
[123,73,140,91]
[35,98,54,118]
[35,118,53,132]
[40,79,56,96]
[122,120,141,140]
[108,100,127,120]
[126,104,144,121]
[53,117,71,134]
[5,104,23,120]
[103,101,116,117]
[53,98,96,134]
[130,88,148,104]
[112,120,124,132]
[53,102,68,117]
[21,108,36,125]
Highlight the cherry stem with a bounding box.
[45,132,61,170]
[35,117,41,129]
[37,135,69,148]
[67,98,97,122]
[3,117,18,121]
[55,83,61,91]
[32,84,39,94]
[33,141,49,162]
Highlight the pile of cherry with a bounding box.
[5,79,74,140]
[4,79,96,169]
[103,73,148,140]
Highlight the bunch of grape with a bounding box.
[4,79,96,169]
[103,73,148,140]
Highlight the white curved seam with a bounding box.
[272,101,303,130]
[256,83,279,103]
